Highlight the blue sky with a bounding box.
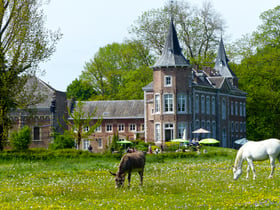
[39,0,279,91]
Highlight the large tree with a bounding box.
[233,6,280,140]
[129,0,224,66]
[79,40,154,100]
[0,0,61,150]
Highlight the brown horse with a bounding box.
[110,151,146,188]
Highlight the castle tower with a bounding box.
[144,19,193,144]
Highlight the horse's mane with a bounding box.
[234,145,245,168]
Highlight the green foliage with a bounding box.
[0,1,61,150]
[66,79,96,100]
[66,101,102,149]
[9,126,31,151]
[233,6,280,140]
[80,41,154,100]
[129,1,224,66]
[50,132,75,150]
[2,148,280,208]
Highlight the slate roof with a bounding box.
[152,20,190,68]
[77,100,144,119]
[214,37,236,78]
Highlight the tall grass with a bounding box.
[0,147,280,209]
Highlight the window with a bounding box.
[201,95,205,114]
[235,102,238,116]
[231,101,234,115]
[231,121,234,133]
[33,127,40,141]
[155,124,161,142]
[95,126,101,132]
[164,93,173,113]
[83,139,90,150]
[206,96,210,115]
[177,123,186,139]
[164,123,174,141]
[118,124,124,132]
[211,97,216,115]
[177,94,186,113]
[243,102,246,117]
[155,94,160,113]
[106,124,112,132]
[222,98,226,120]
[98,139,102,148]
[84,126,89,132]
[129,124,136,131]
[212,121,216,138]
[164,75,172,87]
[141,124,145,131]
[240,102,243,116]
[195,94,199,114]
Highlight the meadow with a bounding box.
[0,147,280,209]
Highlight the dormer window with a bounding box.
[164,75,172,87]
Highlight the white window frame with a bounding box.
[106,124,113,132]
[177,94,186,113]
[98,138,103,149]
[129,124,136,131]
[155,124,161,142]
[163,93,174,113]
[164,75,172,87]
[95,125,101,132]
[118,124,125,132]
[83,139,90,150]
[155,94,160,113]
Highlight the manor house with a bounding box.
[10,19,246,152]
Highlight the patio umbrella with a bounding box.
[192,128,210,134]
[116,140,132,144]
[199,138,219,144]
[171,139,189,149]
[117,140,132,150]
[234,138,249,145]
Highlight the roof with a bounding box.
[78,100,144,119]
[152,20,190,68]
[214,37,236,78]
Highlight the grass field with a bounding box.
[0,147,280,209]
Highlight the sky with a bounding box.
[39,0,279,91]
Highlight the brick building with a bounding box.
[9,19,246,151]
[143,20,246,148]
[9,77,68,148]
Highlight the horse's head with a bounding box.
[233,167,242,180]
[109,171,125,188]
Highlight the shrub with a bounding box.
[50,131,75,150]
[9,126,31,151]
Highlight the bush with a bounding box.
[50,131,75,150]
[9,126,31,151]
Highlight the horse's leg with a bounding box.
[269,156,275,178]
[247,158,256,180]
[246,164,250,179]
[127,172,131,187]
[138,170,143,186]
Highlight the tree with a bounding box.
[81,40,154,100]
[129,0,224,66]
[66,78,96,100]
[9,125,31,150]
[66,101,102,149]
[0,0,61,150]
[233,6,280,140]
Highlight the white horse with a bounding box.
[233,138,280,180]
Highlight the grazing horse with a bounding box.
[110,151,146,188]
[233,138,280,180]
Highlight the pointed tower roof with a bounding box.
[152,20,190,68]
[214,37,236,78]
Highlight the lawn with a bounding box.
[0,147,280,209]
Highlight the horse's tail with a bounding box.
[234,145,244,169]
